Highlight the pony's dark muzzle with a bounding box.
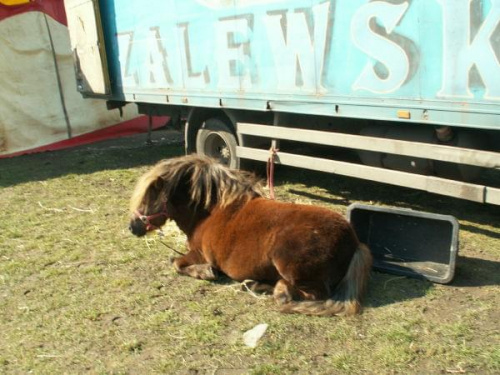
[129,219,147,237]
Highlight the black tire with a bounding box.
[195,118,239,169]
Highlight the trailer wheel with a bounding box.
[196,118,239,169]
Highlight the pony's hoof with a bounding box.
[274,292,292,306]
[200,266,217,280]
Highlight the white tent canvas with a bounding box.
[0,2,144,157]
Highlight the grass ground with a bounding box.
[0,129,499,374]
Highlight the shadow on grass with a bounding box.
[365,255,500,309]
[0,130,184,188]
[207,270,433,310]
[460,224,500,240]
[453,256,500,287]
[274,165,500,236]
[365,271,433,308]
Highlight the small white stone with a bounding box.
[243,323,269,348]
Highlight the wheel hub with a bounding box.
[220,145,230,159]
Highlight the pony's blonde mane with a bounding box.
[130,154,264,213]
[130,164,165,214]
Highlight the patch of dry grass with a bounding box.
[0,131,499,374]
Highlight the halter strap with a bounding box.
[135,202,169,231]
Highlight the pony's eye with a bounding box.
[139,216,148,224]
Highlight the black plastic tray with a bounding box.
[347,203,459,284]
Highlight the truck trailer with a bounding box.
[64,0,500,205]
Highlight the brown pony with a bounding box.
[129,155,372,316]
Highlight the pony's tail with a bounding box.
[280,244,373,316]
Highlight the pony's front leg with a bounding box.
[172,251,218,281]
